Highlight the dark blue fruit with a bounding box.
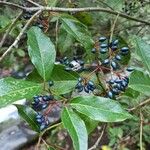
[91,48,96,53]
[107,91,113,99]
[121,47,129,52]
[121,80,128,87]
[99,37,106,42]
[84,86,90,93]
[36,114,43,119]
[77,86,83,92]
[75,82,83,89]
[78,77,83,82]
[88,81,94,87]
[65,67,72,71]
[126,67,134,72]
[40,123,47,131]
[49,80,54,87]
[111,45,117,51]
[42,104,48,109]
[79,60,84,66]
[113,39,119,45]
[36,118,43,124]
[115,55,121,61]
[111,61,117,70]
[115,79,122,83]
[100,48,107,54]
[100,43,108,48]
[112,88,119,95]
[109,79,115,84]
[102,59,110,65]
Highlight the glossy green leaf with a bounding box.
[70,96,132,122]
[27,65,79,83]
[129,70,150,96]
[27,26,56,81]
[61,107,88,150]
[60,17,94,55]
[78,113,99,134]
[52,80,77,95]
[135,37,150,73]
[15,104,40,132]
[50,65,79,81]
[0,77,42,108]
[47,0,58,6]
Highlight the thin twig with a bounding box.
[27,0,42,7]
[128,98,150,112]
[0,11,23,48]
[140,110,143,150]
[88,124,107,150]
[0,1,26,10]
[35,122,61,150]
[0,1,150,26]
[0,10,41,62]
[109,13,119,42]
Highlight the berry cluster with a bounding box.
[106,76,129,99]
[32,81,54,130]
[92,36,129,71]
[59,56,84,72]
[75,77,95,93]
[35,113,49,131]
[122,0,144,15]
[32,95,54,111]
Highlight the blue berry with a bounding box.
[113,39,119,45]
[36,118,43,124]
[111,61,117,70]
[102,59,110,65]
[88,80,94,87]
[100,43,108,48]
[79,60,84,66]
[77,86,83,92]
[109,79,115,84]
[42,104,48,109]
[121,47,129,52]
[36,113,43,119]
[78,77,83,82]
[121,80,128,87]
[107,91,114,99]
[49,80,54,87]
[40,123,47,131]
[111,45,117,51]
[115,79,122,83]
[84,86,90,93]
[91,48,96,53]
[112,88,119,95]
[115,55,121,61]
[100,48,107,54]
[65,67,72,71]
[126,67,134,72]
[99,37,106,42]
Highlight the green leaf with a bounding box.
[52,80,77,95]
[15,104,40,132]
[58,28,75,54]
[50,65,79,81]
[61,107,88,150]
[27,65,79,83]
[129,70,150,96]
[60,17,94,55]
[78,113,99,134]
[27,26,56,81]
[47,0,58,6]
[70,96,132,122]
[134,37,150,73]
[0,77,42,108]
